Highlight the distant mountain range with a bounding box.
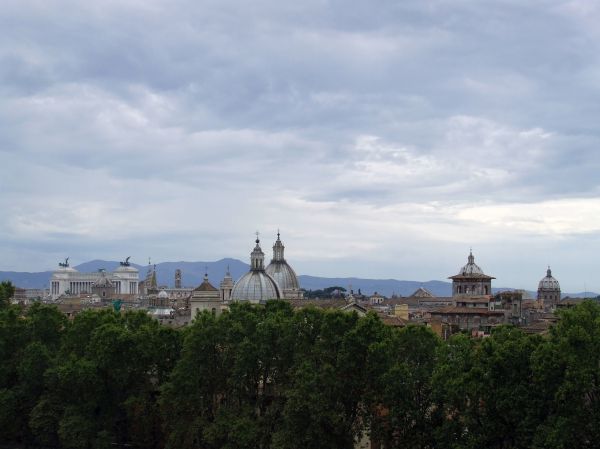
[0,259,596,298]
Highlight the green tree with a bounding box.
[0,280,16,308]
[161,301,297,449]
[273,309,385,449]
[366,325,441,449]
[532,301,600,448]
[30,309,181,449]
[433,326,543,449]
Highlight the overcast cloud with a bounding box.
[1,0,600,292]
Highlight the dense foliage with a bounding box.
[1,299,600,448]
[0,280,16,308]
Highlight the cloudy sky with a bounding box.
[1,0,599,291]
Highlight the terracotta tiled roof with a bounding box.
[430,306,505,316]
[454,296,492,303]
[521,320,553,335]
[378,314,408,327]
[194,280,218,292]
[410,287,435,298]
[285,299,347,309]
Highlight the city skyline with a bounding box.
[1,1,600,292]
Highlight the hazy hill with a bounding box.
[0,259,595,298]
[0,270,54,289]
[298,275,453,297]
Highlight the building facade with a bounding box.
[50,258,139,300]
[190,273,224,317]
[449,250,495,296]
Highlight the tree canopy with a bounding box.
[1,300,600,448]
[0,280,16,308]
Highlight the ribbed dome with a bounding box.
[265,232,300,291]
[231,270,281,302]
[158,290,169,299]
[538,267,560,291]
[458,250,485,276]
[232,235,282,302]
[266,261,299,290]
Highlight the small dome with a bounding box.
[231,271,281,302]
[538,267,560,291]
[458,250,485,276]
[158,290,169,299]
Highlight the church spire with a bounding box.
[150,264,157,288]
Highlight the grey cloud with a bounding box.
[1,0,600,291]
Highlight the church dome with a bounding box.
[538,267,560,291]
[158,290,169,299]
[231,235,282,302]
[266,262,299,290]
[265,232,300,291]
[231,271,281,302]
[457,250,485,276]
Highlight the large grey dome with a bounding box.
[538,267,560,291]
[266,262,299,290]
[231,270,281,302]
[231,236,282,303]
[265,232,300,291]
